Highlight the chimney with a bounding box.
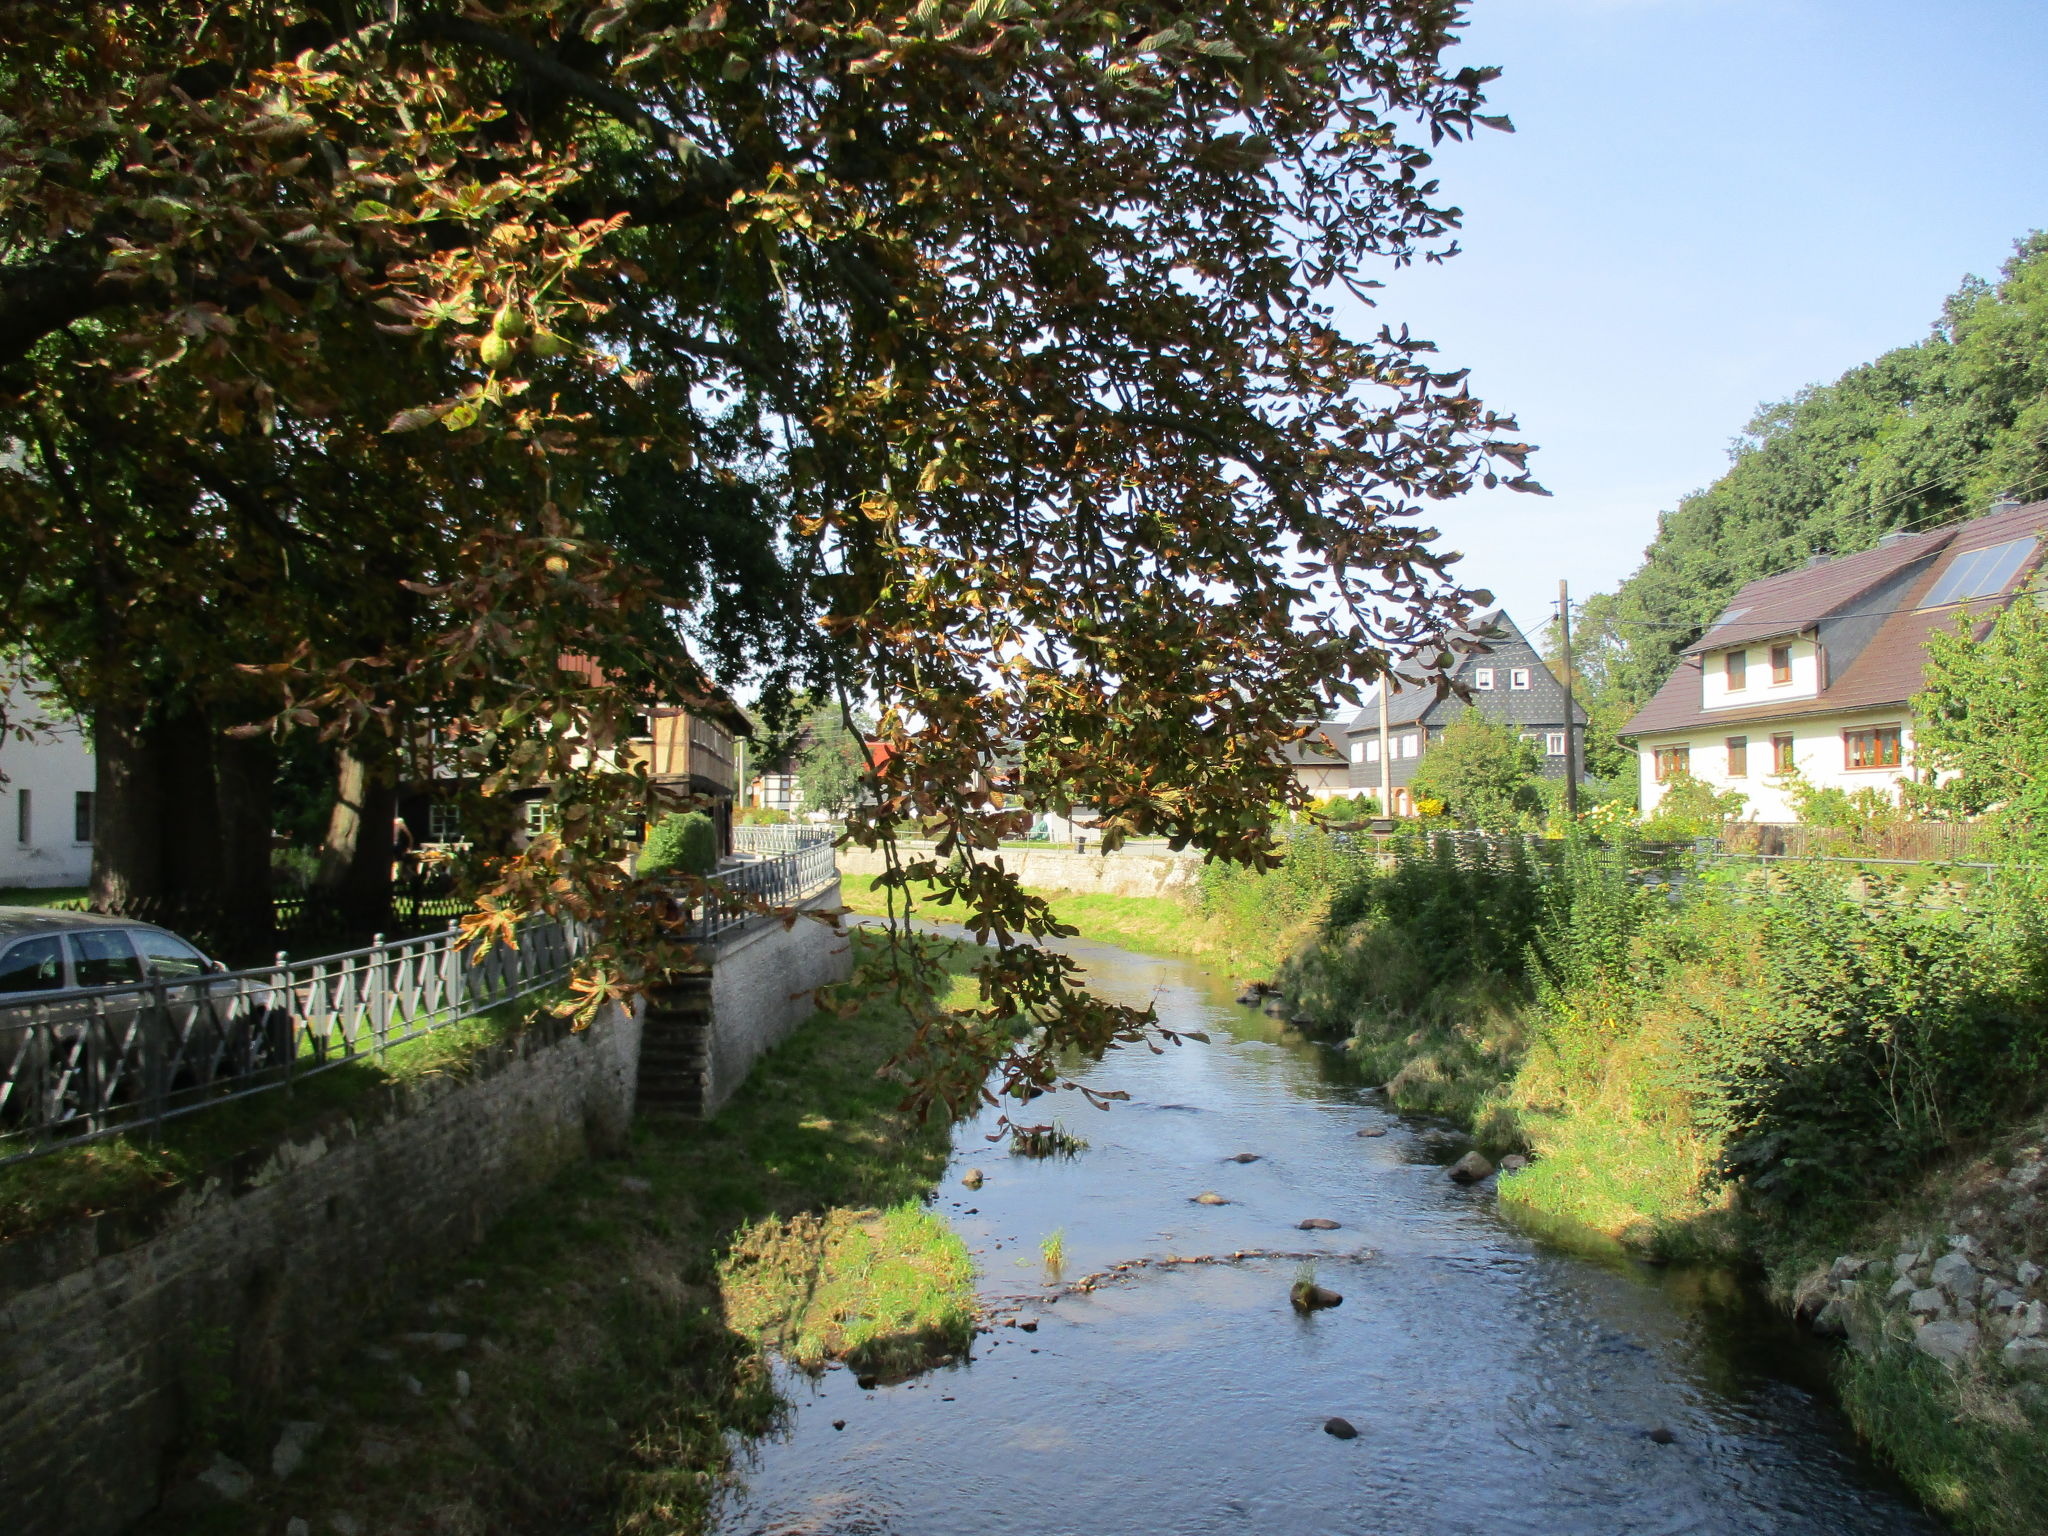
[1805,553,1830,568]
[1990,493,2023,515]
[1877,529,1915,547]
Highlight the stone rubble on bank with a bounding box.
[1798,1143,2048,1377]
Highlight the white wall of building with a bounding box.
[1698,637,1821,712]
[1637,706,1916,823]
[0,684,95,889]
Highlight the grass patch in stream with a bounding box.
[136,931,983,1536]
[721,1202,975,1380]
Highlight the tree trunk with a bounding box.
[158,704,223,935]
[90,698,166,914]
[315,742,394,934]
[214,728,277,956]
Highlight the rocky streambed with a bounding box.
[713,931,1941,1536]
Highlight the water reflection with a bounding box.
[713,930,1937,1536]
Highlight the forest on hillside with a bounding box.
[1571,231,2048,768]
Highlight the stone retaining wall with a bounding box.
[638,884,852,1118]
[0,1001,642,1536]
[838,844,1202,900]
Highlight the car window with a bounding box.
[0,936,66,993]
[133,928,210,979]
[67,930,143,989]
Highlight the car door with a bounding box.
[62,929,149,1121]
[128,926,231,1089]
[0,935,71,1133]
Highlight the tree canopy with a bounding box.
[1,1,1541,1126]
[1408,708,1539,831]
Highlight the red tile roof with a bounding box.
[1622,500,2048,738]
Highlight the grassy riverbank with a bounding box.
[839,868,1321,975]
[139,933,981,1536]
[1263,831,2048,1533]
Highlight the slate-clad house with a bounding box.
[1342,609,1586,815]
[1283,720,1352,797]
[1623,497,2048,822]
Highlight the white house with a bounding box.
[1623,498,2047,820]
[0,681,95,890]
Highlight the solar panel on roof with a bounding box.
[1921,537,2038,608]
[1709,606,1748,628]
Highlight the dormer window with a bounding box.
[1473,668,1495,690]
[1770,645,1792,683]
[1725,650,1748,690]
[1510,668,1531,690]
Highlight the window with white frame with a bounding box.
[1510,667,1532,690]
[524,800,556,836]
[1363,738,1380,763]
[1545,732,1566,756]
[1350,740,1365,763]
[1472,667,1495,690]
[427,802,462,842]
[1400,733,1419,759]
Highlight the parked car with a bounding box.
[0,909,224,995]
[0,909,288,1138]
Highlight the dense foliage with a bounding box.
[792,701,872,818]
[1914,584,2048,844]
[639,810,719,878]
[1575,232,2048,716]
[1407,707,1541,830]
[0,1,1541,1122]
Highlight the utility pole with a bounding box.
[1377,672,1393,817]
[1558,578,1580,820]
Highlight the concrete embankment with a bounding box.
[837,842,1202,900]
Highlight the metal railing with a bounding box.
[731,823,840,855]
[0,918,585,1165]
[682,839,840,940]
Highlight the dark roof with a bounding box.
[1679,531,1949,656]
[1282,721,1348,767]
[1623,500,2048,738]
[1341,608,1585,734]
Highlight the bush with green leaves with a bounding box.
[1641,771,1746,840]
[1407,709,1544,831]
[1692,868,2047,1219]
[638,811,719,878]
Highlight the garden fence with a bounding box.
[0,917,585,1165]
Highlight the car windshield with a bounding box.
[67,930,142,989]
[134,928,210,979]
[0,935,65,993]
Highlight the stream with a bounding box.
[712,931,1939,1536]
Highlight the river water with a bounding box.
[712,932,1938,1536]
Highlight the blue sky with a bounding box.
[1337,0,2048,636]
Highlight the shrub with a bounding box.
[1407,709,1543,830]
[1641,771,1745,840]
[1692,868,2048,1219]
[1315,793,1381,822]
[737,805,793,825]
[639,811,719,877]
[271,845,321,894]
